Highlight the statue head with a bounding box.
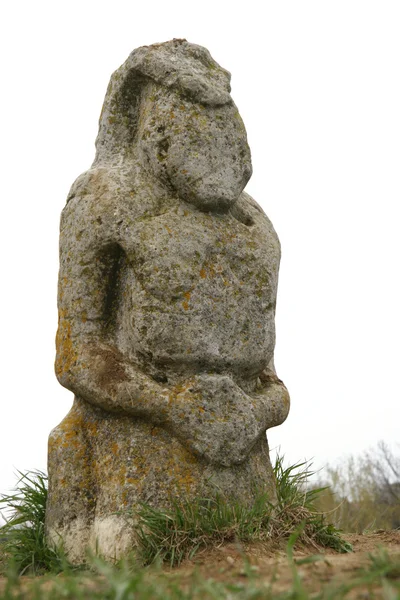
[94,39,252,212]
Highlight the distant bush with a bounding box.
[314,441,400,532]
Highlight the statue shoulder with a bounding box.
[60,167,123,248]
[233,192,280,244]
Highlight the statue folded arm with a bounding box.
[162,362,289,467]
[55,186,169,422]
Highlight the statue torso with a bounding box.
[116,194,280,385]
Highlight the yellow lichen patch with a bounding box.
[58,276,69,302]
[164,224,173,235]
[169,379,196,399]
[182,300,189,311]
[55,310,78,378]
[63,429,78,442]
[207,263,216,278]
[200,268,206,279]
[118,465,127,484]
[86,419,99,437]
[166,445,198,492]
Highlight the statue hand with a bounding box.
[164,374,267,467]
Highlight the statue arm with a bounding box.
[254,363,290,429]
[55,194,168,421]
[158,368,289,467]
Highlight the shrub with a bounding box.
[314,442,400,532]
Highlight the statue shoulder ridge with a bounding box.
[239,191,265,215]
[65,167,112,206]
[233,191,273,227]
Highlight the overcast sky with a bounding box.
[1,0,399,499]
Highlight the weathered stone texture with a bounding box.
[46,39,290,563]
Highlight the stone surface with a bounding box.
[46,39,290,563]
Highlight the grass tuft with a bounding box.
[271,455,353,554]
[136,492,272,567]
[365,547,400,580]
[136,456,352,567]
[0,470,69,575]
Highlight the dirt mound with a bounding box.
[169,530,400,596]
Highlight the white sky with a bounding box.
[1,0,399,499]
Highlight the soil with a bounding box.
[166,530,400,596]
[1,531,399,598]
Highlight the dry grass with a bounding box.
[314,442,400,533]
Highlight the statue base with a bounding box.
[46,397,277,563]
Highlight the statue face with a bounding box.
[138,87,252,212]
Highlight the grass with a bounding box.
[136,457,351,567]
[312,442,400,533]
[0,471,69,575]
[272,456,353,553]
[364,547,400,581]
[0,457,350,574]
[3,456,387,599]
[1,541,399,599]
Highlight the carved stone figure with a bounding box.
[46,39,290,563]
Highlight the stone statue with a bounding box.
[46,39,290,563]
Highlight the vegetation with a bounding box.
[314,441,400,532]
[0,536,399,598]
[0,471,68,575]
[0,448,398,598]
[136,456,350,567]
[0,456,349,576]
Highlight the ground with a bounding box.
[0,531,399,598]
[173,530,400,596]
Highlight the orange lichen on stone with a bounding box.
[164,224,173,235]
[58,276,69,302]
[55,309,78,378]
[168,445,197,491]
[202,262,216,278]
[182,290,191,309]
[85,420,99,437]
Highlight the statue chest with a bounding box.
[117,207,280,374]
[122,208,279,308]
